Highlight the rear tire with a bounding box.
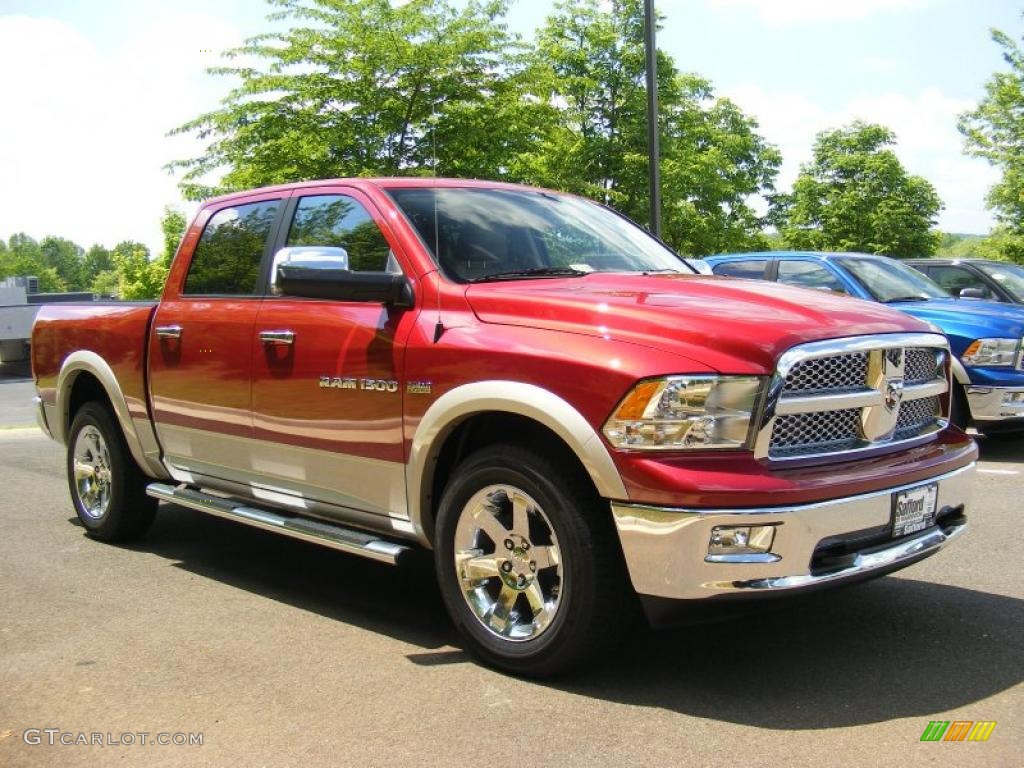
[67,402,157,541]
[434,443,636,677]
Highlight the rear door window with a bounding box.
[183,200,280,295]
[712,260,768,279]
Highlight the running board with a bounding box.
[146,483,413,565]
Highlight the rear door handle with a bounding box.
[259,330,295,346]
[155,325,182,340]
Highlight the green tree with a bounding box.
[39,236,86,289]
[112,241,167,299]
[160,206,188,267]
[525,0,779,254]
[82,244,114,289]
[774,122,942,257]
[0,233,66,292]
[169,0,547,198]
[959,23,1024,238]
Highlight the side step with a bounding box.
[146,483,413,565]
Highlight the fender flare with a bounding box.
[56,351,169,480]
[405,381,628,546]
[950,357,971,387]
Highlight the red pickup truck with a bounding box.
[32,178,976,676]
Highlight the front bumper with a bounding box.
[610,462,974,600]
[966,385,1024,421]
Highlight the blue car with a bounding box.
[704,251,1024,432]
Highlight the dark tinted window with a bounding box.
[928,266,994,299]
[712,260,767,279]
[777,260,847,293]
[287,195,391,272]
[184,200,279,295]
[387,187,689,283]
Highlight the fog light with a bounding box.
[708,525,776,556]
[1001,391,1024,406]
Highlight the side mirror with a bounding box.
[270,246,350,295]
[688,259,714,275]
[959,287,987,300]
[276,265,414,307]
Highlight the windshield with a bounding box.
[975,261,1024,302]
[836,257,950,302]
[386,187,691,283]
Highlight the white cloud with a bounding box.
[725,84,998,233]
[707,0,928,25]
[0,13,243,256]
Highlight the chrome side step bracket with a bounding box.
[146,483,413,565]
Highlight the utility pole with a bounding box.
[643,0,662,238]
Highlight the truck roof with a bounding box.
[200,177,559,207]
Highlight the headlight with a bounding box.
[603,375,765,450]
[961,338,1020,367]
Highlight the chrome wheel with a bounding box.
[73,425,112,519]
[453,484,563,642]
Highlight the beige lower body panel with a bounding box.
[158,425,411,533]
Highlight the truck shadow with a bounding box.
[974,429,1024,463]
[135,503,1021,731]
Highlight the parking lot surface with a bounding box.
[0,377,1020,767]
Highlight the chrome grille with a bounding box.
[895,395,940,437]
[758,334,949,462]
[904,348,939,384]
[771,409,861,457]
[784,353,868,393]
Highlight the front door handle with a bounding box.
[259,330,295,346]
[155,325,183,340]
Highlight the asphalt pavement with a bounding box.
[0,377,1020,767]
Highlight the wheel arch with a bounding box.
[950,357,971,386]
[56,351,168,480]
[406,381,627,547]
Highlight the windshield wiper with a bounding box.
[469,267,589,283]
[883,295,931,303]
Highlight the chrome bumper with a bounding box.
[966,385,1024,421]
[611,463,974,600]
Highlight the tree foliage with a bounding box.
[170,0,780,255]
[959,25,1024,236]
[168,0,550,197]
[524,0,780,254]
[773,122,942,257]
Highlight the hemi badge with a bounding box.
[406,381,432,394]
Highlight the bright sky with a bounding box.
[1,0,1020,256]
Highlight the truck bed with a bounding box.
[33,302,158,435]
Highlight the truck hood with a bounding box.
[891,298,1024,341]
[465,273,930,374]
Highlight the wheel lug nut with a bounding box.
[517,575,527,586]
[529,562,536,572]
[504,539,514,550]
[501,561,512,573]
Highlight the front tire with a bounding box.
[67,402,157,541]
[434,444,635,677]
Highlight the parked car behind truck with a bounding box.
[33,181,976,676]
[906,258,1024,305]
[706,251,1024,433]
